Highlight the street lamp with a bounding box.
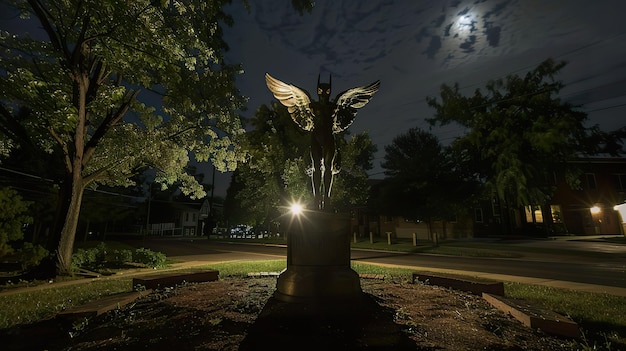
[290,202,303,215]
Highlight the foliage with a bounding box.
[132,247,167,268]
[0,0,247,274]
[376,128,479,221]
[111,249,133,264]
[71,243,166,271]
[330,132,378,209]
[16,242,49,269]
[0,187,48,268]
[0,187,33,256]
[426,59,612,208]
[225,103,376,227]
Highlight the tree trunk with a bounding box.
[55,172,85,275]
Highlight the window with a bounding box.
[550,205,562,223]
[524,206,533,222]
[585,173,597,190]
[474,208,483,223]
[491,198,500,216]
[614,174,626,191]
[524,206,543,223]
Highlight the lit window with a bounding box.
[550,205,562,223]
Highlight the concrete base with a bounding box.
[275,211,362,303]
[275,265,362,303]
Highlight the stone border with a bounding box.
[483,293,580,338]
[412,271,504,296]
[412,271,580,338]
[57,290,152,321]
[132,270,219,289]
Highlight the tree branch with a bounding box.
[82,90,140,165]
[47,125,72,173]
[28,0,70,62]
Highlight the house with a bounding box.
[471,156,626,236]
[148,199,207,236]
[361,156,626,239]
[535,156,626,235]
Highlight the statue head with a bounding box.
[317,74,331,102]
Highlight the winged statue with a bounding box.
[265,73,380,210]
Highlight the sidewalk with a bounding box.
[0,260,212,298]
[2,235,625,297]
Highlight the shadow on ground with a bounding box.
[240,293,418,351]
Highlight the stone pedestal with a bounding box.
[274,211,362,303]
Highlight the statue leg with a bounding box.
[310,142,323,209]
[321,141,336,209]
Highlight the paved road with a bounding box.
[129,237,626,293]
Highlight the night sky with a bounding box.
[2,1,625,197]
[221,0,626,184]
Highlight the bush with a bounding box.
[71,248,99,271]
[95,242,108,262]
[111,249,133,264]
[0,187,33,257]
[16,242,49,269]
[132,248,166,268]
[71,244,167,271]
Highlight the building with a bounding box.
[543,156,626,235]
[148,199,208,236]
[362,156,626,239]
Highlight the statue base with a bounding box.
[275,211,362,303]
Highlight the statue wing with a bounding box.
[332,80,380,133]
[265,73,314,131]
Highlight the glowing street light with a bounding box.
[590,206,601,214]
[290,203,303,215]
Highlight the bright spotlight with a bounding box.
[290,203,303,215]
[590,206,601,214]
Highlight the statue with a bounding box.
[265,73,380,210]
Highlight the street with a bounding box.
[128,237,626,290]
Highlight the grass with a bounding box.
[2,240,626,349]
[0,278,132,329]
[505,282,626,348]
[3,260,624,340]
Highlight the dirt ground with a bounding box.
[3,276,578,351]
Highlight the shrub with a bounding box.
[16,242,49,269]
[71,248,99,271]
[95,242,108,262]
[0,187,33,257]
[133,248,166,268]
[70,243,167,271]
[111,249,133,264]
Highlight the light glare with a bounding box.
[290,203,303,215]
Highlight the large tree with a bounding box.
[426,59,624,233]
[225,102,376,228]
[377,127,479,227]
[0,0,246,274]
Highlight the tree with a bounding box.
[377,127,479,233]
[0,0,246,274]
[426,59,623,233]
[225,102,376,228]
[330,132,378,209]
[0,187,33,256]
